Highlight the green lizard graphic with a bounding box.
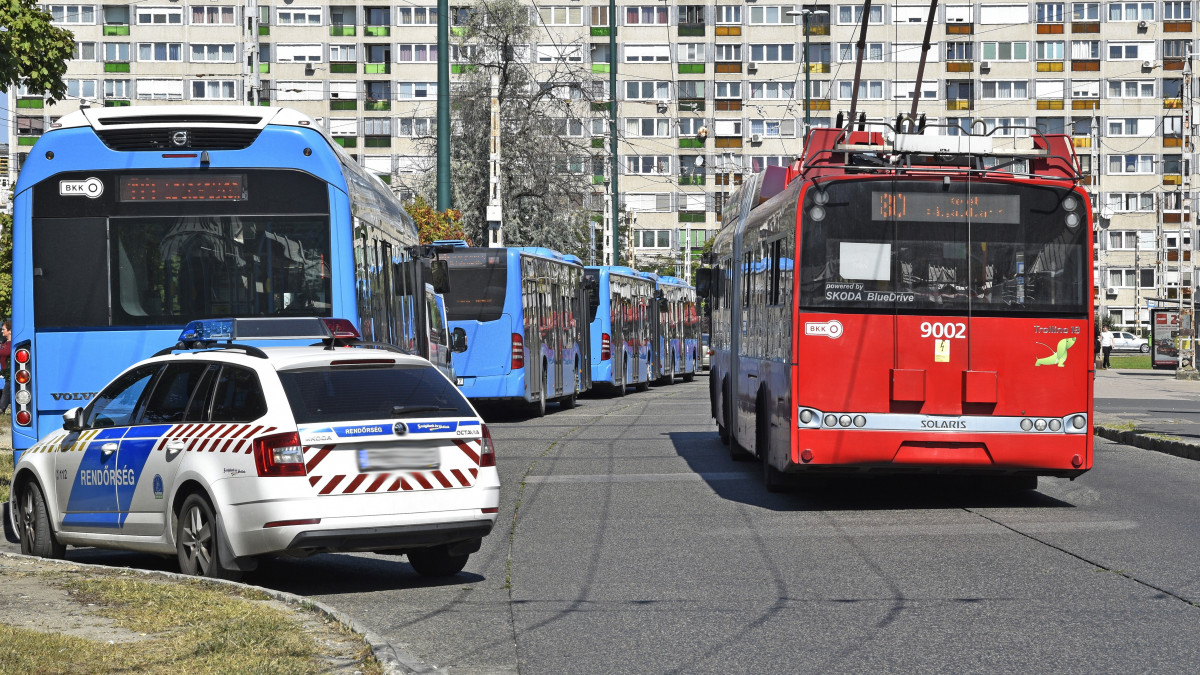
[1034,337,1076,367]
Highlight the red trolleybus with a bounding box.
[701,124,1093,492]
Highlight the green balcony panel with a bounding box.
[330,62,356,74]
[334,137,357,148]
[592,176,606,185]
[330,25,356,36]
[590,101,610,112]
[16,98,44,109]
[591,63,610,74]
[591,213,604,223]
[102,25,130,36]
[679,138,705,149]
[104,62,131,73]
[259,26,269,36]
[258,99,271,106]
[451,64,476,74]
[678,64,705,74]
[377,174,391,184]
[365,26,390,37]
[591,137,605,148]
[17,136,40,146]
[365,137,391,148]
[678,212,706,222]
[331,99,358,110]
[364,63,390,74]
[678,25,705,37]
[590,27,611,37]
[451,27,468,37]
[258,63,270,73]
[679,175,706,186]
[365,100,391,111]
[104,100,131,107]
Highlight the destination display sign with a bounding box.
[872,191,1020,224]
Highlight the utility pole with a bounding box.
[245,0,260,105]
[609,0,619,266]
[1179,43,1199,378]
[1094,116,1103,329]
[486,74,503,246]
[436,0,450,210]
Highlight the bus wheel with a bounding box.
[682,352,695,382]
[718,378,732,446]
[759,400,786,493]
[18,481,65,559]
[530,387,546,417]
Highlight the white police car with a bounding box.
[5,318,499,579]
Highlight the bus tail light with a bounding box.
[511,334,524,369]
[253,432,307,477]
[13,341,32,427]
[479,424,496,467]
[601,333,611,361]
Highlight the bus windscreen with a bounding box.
[799,181,1088,316]
[443,250,508,322]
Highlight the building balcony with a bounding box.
[104,99,131,107]
[364,63,390,74]
[715,26,741,36]
[1165,21,1193,32]
[330,25,356,36]
[104,62,131,73]
[364,99,390,111]
[678,63,705,74]
[679,175,705,186]
[1165,97,1184,109]
[679,211,706,222]
[1165,58,1187,70]
[807,99,831,111]
[16,97,43,109]
[715,137,743,148]
[364,136,391,148]
[592,63,610,74]
[946,61,974,72]
[17,136,40,146]
[715,62,741,74]
[1164,174,1184,185]
[334,137,357,148]
[1036,99,1064,109]
[1164,136,1184,147]
[330,62,356,74]
[714,99,742,111]
[591,26,611,37]
[678,23,705,37]
[946,23,973,34]
[679,138,706,149]
[1167,250,1193,262]
[1073,99,1100,110]
[365,26,390,37]
[1071,22,1100,33]
[1036,61,1065,72]
[330,97,357,111]
[1036,23,1064,33]
[946,99,972,111]
[1072,60,1100,71]
[103,25,130,36]
[1072,136,1091,148]
[678,98,704,112]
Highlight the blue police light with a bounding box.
[177,317,334,345]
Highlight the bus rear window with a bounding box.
[279,364,475,424]
[443,250,508,322]
[798,181,1089,316]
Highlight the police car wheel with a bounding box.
[19,481,65,559]
[176,494,235,579]
[408,545,470,578]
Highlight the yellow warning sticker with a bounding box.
[935,339,951,362]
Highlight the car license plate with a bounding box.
[358,446,440,471]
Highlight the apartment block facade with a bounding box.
[4,1,1198,330]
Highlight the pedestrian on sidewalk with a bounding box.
[0,320,10,414]
[1101,329,1113,369]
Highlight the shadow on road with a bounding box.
[668,430,1076,512]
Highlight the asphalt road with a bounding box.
[8,378,1200,673]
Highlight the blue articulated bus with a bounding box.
[583,266,655,394]
[9,105,451,454]
[440,246,590,416]
[652,276,700,385]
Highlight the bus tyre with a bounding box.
[409,545,470,578]
[759,405,785,493]
[18,481,65,560]
[683,352,695,382]
[531,387,547,417]
[176,494,239,580]
[636,362,650,392]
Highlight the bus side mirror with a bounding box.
[695,268,712,297]
[431,260,451,295]
[451,326,468,353]
[62,407,84,432]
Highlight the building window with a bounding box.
[1036,41,1065,60]
[16,116,45,136]
[398,44,437,62]
[1071,40,1100,59]
[191,44,236,62]
[590,6,610,27]
[191,80,236,100]
[364,117,392,136]
[191,6,235,25]
[981,81,1029,99]
[1107,154,1155,174]
[716,5,741,24]
[750,81,795,100]
[399,118,434,137]
[977,118,1029,136]
[397,82,433,99]
[679,5,705,25]
[678,117,705,136]
[1107,80,1155,98]
[1165,2,1193,20]
[277,7,322,25]
[749,6,790,24]
[329,44,357,62]
[74,41,96,60]
[1037,3,1066,22]
[625,45,670,63]
[1072,3,1100,21]
[749,44,796,62]
[947,42,974,61]
[104,79,129,98]
[103,41,130,63]
[677,80,704,98]
[48,4,96,24]
[626,156,672,174]
[398,7,438,25]
[715,44,742,62]
[136,7,182,24]
[1108,230,1139,248]
[138,43,183,62]
[1108,2,1154,21]
[894,81,939,100]
[136,79,184,100]
[837,5,883,24]
[538,6,582,25]
[838,43,884,62]
[1107,118,1155,136]
[750,119,797,137]
[838,80,885,100]
[715,82,742,99]
[981,42,1029,61]
[626,6,669,25]
[625,81,670,100]
[625,118,672,137]
[678,43,706,62]
[275,44,321,62]
[635,230,673,248]
[1071,79,1100,98]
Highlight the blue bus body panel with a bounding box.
[450,313,517,398]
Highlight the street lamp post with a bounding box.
[787,8,828,143]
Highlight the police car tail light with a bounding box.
[511,334,525,370]
[601,333,611,361]
[479,424,496,467]
[253,432,307,477]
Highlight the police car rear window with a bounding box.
[278,364,474,424]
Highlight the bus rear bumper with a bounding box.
[787,430,1092,477]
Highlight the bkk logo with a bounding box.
[804,320,844,339]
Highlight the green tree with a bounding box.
[405,195,468,245]
[0,0,76,103]
[0,214,11,319]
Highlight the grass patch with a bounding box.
[1108,354,1152,369]
[0,450,10,503]
[0,572,362,674]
